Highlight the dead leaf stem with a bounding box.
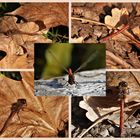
[71,17,111,27]
[72,17,140,46]
[100,24,129,42]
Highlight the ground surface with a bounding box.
[35,69,105,96]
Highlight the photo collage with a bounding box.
[0,2,140,138]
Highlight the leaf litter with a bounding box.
[0,3,68,69]
[0,72,68,137]
[72,71,140,137]
[71,3,140,69]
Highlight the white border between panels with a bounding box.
[0,0,70,2]
[0,138,134,140]
[69,2,72,43]
[0,69,34,71]
[69,96,72,138]
[71,0,140,2]
[106,69,140,72]
[0,0,139,2]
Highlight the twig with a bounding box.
[78,102,140,138]
[71,17,113,29]
[106,50,133,69]
[72,16,140,46]
[100,25,129,42]
[106,59,117,66]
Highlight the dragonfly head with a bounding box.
[17,98,27,106]
[119,81,128,87]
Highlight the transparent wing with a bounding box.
[47,49,68,73]
[74,49,99,73]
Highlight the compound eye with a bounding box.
[17,99,27,104]
[119,81,128,87]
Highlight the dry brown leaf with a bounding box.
[0,72,68,137]
[128,52,140,69]
[11,3,68,29]
[104,8,133,42]
[0,16,39,34]
[0,3,68,69]
[105,8,129,29]
[0,37,34,69]
[80,97,140,125]
[79,71,140,125]
[0,3,68,32]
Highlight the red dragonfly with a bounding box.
[0,99,27,135]
[118,81,129,137]
[48,47,100,85]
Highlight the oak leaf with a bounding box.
[0,72,68,137]
[0,3,68,69]
[79,71,140,125]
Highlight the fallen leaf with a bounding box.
[0,72,68,137]
[11,3,68,29]
[104,8,132,42]
[0,3,68,69]
[79,71,140,125]
[105,8,129,29]
[0,37,34,69]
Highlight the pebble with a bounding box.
[100,128,109,137]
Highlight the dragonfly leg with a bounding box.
[75,81,79,86]
[63,81,69,87]
[16,113,21,123]
[60,78,68,86]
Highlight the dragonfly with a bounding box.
[0,99,27,135]
[118,81,129,137]
[48,47,99,85]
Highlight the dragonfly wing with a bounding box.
[74,49,99,73]
[48,49,68,73]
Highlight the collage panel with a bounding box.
[0,3,68,69]
[0,1,139,139]
[34,43,106,96]
[71,3,140,69]
[0,71,69,137]
[72,71,140,138]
